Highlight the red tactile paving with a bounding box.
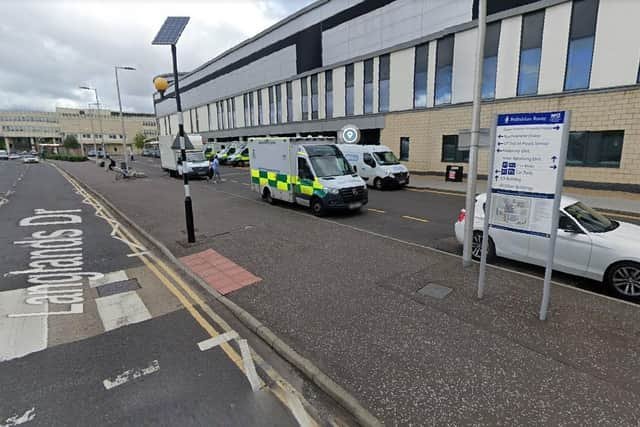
[181,248,261,295]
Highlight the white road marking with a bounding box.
[238,339,264,392]
[127,251,150,258]
[1,407,36,426]
[0,289,47,362]
[89,270,127,288]
[198,330,238,351]
[102,359,160,390]
[95,291,151,332]
[0,197,8,208]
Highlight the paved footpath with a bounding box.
[0,160,311,426]
[59,160,640,425]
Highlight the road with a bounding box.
[130,156,640,301]
[0,159,312,426]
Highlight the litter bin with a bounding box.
[445,165,463,182]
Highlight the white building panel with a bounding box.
[197,105,209,131]
[427,40,437,108]
[169,114,177,135]
[590,0,640,89]
[235,95,245,128]
[495,15,521,99]
[354,61,364,115]
[261,88,270,125]
[252,91,259,126]
[281,84,289,123]
[185,110,192,133]
[333,66,346,118]
[209,103,218,131]
[372,56,380,114]
[322,0,472,66]
[318,71,326,120]
[452,27,476,104]
[390,48,414,111]
[539,2,571,94]
[292,79,302,121]
[306,77,313,119]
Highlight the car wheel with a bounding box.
[310,197,325,216]
[605,261,640,301]
[262,188,275,205]
[374,178,383,190]
[471,231,496,262]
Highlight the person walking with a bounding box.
[211,155,221,183]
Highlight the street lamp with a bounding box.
[79,86,106,167]
[152,16,195,243]
[88,103,99,165]
[115,66,136,171]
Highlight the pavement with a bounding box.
[407,174,640,215]
[54,157,640,425]
[0,159,316,426]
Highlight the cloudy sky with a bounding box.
[0,0,314,114]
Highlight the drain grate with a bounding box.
[96,278,141,297]
[417,283,452,299]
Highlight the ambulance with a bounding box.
[249,137,368,215]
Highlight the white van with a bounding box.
[336,144,409,189]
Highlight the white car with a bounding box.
[0,150,8,160]
[455,193,640,300]
[22,155,39,164]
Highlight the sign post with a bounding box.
[477,111,570,320]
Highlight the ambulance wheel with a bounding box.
[374,178,384,190]
[262,188,276,205]
[310,197,325,216]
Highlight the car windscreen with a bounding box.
[186,152,205,162]
[373,151,400,165]
[306,145,352,177]
[565,202,618,232]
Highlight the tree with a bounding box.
[0,138,6,150]
[133,132,146,151]
[63,134,80,153]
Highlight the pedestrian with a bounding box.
[211,155,221,183]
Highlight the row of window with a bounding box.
[142,121,157,127]
[0,116,58,123]
[1,125,60,133]
[438,130,624,168]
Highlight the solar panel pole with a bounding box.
[171,43,196,243]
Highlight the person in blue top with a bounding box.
[209,155,221,183]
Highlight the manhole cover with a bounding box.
[417,283,452,299]
[96,278,141,297]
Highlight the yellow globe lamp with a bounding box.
[153,77,169,95]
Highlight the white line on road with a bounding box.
[198,330,239,351]
[102,359,160,390]
[1,407,36,427]
[238,339,264,392]
[0,289,47,361]
[95,291,151,332]
[89,270,128,288]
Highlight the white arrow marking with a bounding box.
[1,407,35,426]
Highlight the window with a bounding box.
[564,0,599,91]
[301,77,309,120]
[399,137,410,161]
[248,92,254,126]
[269,86,276,124]
[286,81,293,122]
[311,74,319,120]
[244,94,250,126]
[195,109,200,132]
[435,35,454,105]
[325,71,333,118]
[379,54,390,112]
[364,59,374,114]
[517,11,544,96]
[441,135,469,162]
[345,63,355,116]
[217,101,224,129]
[228,99,234,128]
[298,157,313,180]
[567,130,623,168]
[189,110,194,132]
[363,152,376,167]
[257,90,263,125]
[482,22,501,99]
[276,84,282,123]
[414,44,428,108]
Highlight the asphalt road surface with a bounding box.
[130,156,640,302]
[0,159,303,426]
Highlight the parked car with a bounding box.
[455,193,640,301]
[0,150,8,160]
[22,155,39,164]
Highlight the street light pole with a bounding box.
[171,44,196,243]
[462,0,487,267]
[80,86,106,167]
[88,103,98,165]
[115,66,136,171]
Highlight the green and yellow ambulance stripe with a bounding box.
[251,169,325,197]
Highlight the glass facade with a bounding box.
[311,74,319,119]
[248,92,254,126]
[269,86,276,124]
[567,130,624,168]
[243,94,250,126]
[564,0,599,91]
[325,71,333,118]
[364,59,374,114]
[286,81,293,122]
[413,44,428,108]
[482,22,501,100]
[345,64,355,116]
[276,84,282,123]
[257,90,263,125]
[301,77,309,120]
[378,54,390,112]
[517,10,544,96]
[434,35,454,105]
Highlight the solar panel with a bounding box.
[152,16,190,45]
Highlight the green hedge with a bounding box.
[47,154,88,162]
